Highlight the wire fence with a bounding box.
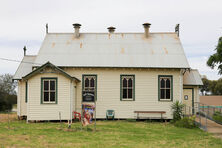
[182,102,222,131]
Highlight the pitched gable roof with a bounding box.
[33,32,190,68]
[23,61,80,82]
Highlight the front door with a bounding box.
[183,88,194,115]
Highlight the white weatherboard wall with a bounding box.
[17,80,27,116]
[27,72,73,121]
[65,68,182,119]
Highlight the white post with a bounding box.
[94,101,96,132]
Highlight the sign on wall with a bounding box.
[82,91,95,102]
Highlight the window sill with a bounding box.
[41,102,57,104]
[159,99,172,102]
[121,99,134,101]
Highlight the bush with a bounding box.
[213,111,222,123]
[171,101,184,122]
[0,92,14,112]
[174,116,197,128]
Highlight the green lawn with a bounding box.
[0,116,222,148]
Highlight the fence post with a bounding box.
[189,106,191,116]
[59,112,62,130]
[208,106,210,119]
[205,113,208,131]
[199,103,201,127]
[8,110,10,129]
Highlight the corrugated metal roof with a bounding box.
[13,55,36,80]
[183,69,203,86]
[34,32,190,68]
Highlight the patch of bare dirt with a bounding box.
[196,116,222,139]
[0,113,17,123]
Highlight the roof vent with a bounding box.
[23,46,27,56]
[46,23,48,34]
[175,24,180,37]
[142,23,151,38]
[72,23,81,38]
[107,26,116,33]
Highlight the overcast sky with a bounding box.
[0,0,221,80]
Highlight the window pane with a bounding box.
[85,78,89,87]
[123,78,127,87]
[166,89,170,99]
[44,81,49,90]
[166,79,170,88]
[128,78,133,87]
[123,89,127,98]
[50,92,55,101]
[90,78,94,87]
[160,89,165,99]
[128,89,133,98]
[44,92,49,101]
[160,79,165,88]
[50,81,55,90]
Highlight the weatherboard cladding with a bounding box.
[33,32,190,68]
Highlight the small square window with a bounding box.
[41,78,57,104]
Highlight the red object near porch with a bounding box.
[73,112,81,121]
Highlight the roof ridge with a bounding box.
[47,32,177,34]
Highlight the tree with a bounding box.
[0,74,17,95]
[207,37,222,74]
[200,77,222,95]
[200,77,210,95]
[0,74,17,111]
[209,80,217,95]
[213,78,222,95]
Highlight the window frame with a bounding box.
[41,77,58,104]
[120,75,135,101]
[82,74,97,102]
[158,75,173,101]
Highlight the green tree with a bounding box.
[200,77,210,95]
[0,74,17,111]
[201,77,222,95]
[0,74,17,95]
[209,80,217,95]
[207,37,222,74]
[213,78,222,95]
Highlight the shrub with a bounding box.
[213,111,222,123]
[0,92,14,112]
[171,101,184,122]
[174,116,197,128]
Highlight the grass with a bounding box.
[0,114,222,148]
